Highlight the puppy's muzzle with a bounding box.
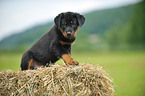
[66,31,72,36]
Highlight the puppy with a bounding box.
[21,12,85,70]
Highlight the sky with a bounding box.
[0,0,141,41]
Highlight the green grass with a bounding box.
[0,51,145,96]
[0,52,22,71]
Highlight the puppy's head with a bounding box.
[54,12,85,39]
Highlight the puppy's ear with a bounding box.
[75,13,85,27]
[54,13,64,28]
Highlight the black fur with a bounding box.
[21,12,85,70]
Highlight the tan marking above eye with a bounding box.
[71,21,72,23]
[65,22,66,24]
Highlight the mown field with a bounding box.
[0,51,145,96]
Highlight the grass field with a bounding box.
[0,51,145,96]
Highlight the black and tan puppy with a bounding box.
[21,12,85,70]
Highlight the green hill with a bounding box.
[0,1,144,51]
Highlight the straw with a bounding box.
[0,64,114,96]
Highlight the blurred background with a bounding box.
[0,0,145,96]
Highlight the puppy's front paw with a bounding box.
[69,59,79,65]
[61,54,79,66]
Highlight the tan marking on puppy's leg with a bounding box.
[28,59,34,70]
[28,59,45,70]
[61,54,79,65]
[33,60,44,67]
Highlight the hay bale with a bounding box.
[0,64,114,96]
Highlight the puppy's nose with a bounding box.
[66,31,72,36]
